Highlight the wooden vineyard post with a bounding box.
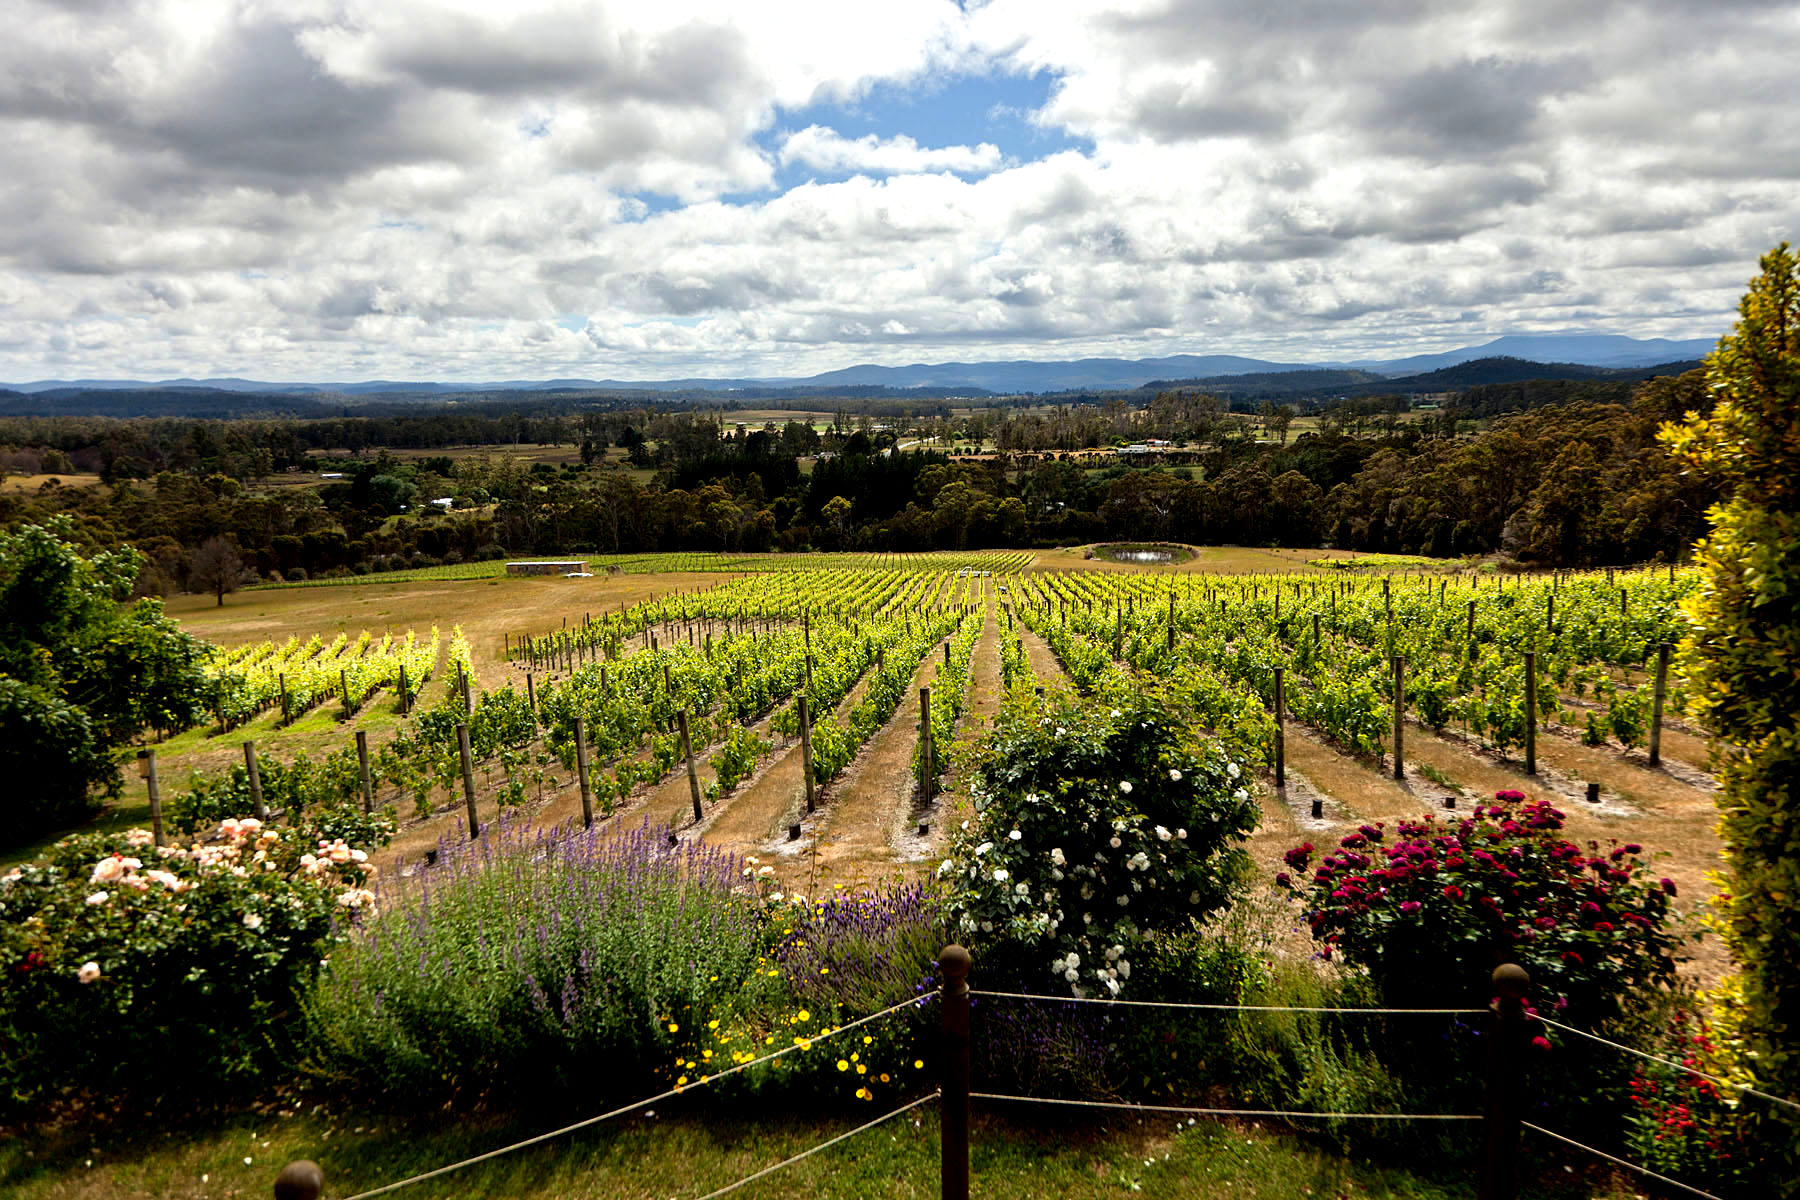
[919,686,935,801]
[397,664,409,715]
[1523,650,1537,776]
[1479,964,1533,1200]
[1313,612,1321,645]
[1467,598,1477,654]
[799,695,816,815]
[677,709,703,824]
[1273,666,1286,790]
[341,668,352,718]
[939,944,972,1200]
[944,641,951,666]
[574,716,594,828]
[279,674,290,724]
[138,749,165,847]
[459,665,471,715]
[355,731,373,814]
[526,672,536,713]
[243,741,266,821]
[1167,591,1176,652]
[1649,642,1671,767]
[1391,657,1405,780]
[1546,593,1555,636]
[457,723,479,837]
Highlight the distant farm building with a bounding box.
[505,561,588,576]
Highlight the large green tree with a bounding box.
[1660,244,1800,1135]
[0,519,211,841]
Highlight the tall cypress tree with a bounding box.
[1660,244,1800,1142]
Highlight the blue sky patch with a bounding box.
[758,67,1087,189]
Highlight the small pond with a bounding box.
[1114,549,1174,563]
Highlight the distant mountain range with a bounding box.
[3,332,1718,398]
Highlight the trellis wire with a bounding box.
[970,1093,1481,1121]
[1538,1015,1800,1113]
[691,1092,939,1200]
[338,993,934,1200]
[969,988,1483,1015]
[1523,1121,1726,1200]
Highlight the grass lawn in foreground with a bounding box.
[0,1102,1633,1200]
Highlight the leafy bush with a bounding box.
[169,747,396,837]
[1625,1009,1757,1190]
[939,686,1258,999]
[1277,793,1682,1018]
[0,679,111,834]
[0,816,380,1115]
[303,818,769,1106]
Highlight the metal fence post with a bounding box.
[939,944,971,1200]
[1479,963,1532,1200]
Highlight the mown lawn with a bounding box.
[1,1099,1634,1200]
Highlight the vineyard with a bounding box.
[147,556,1720,933]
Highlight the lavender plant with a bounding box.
[302,817,768,1105]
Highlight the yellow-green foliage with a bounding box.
[1660,243,1800,1136]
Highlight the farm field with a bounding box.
[115,550,1724,990]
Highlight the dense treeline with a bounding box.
[0,370,1719,589]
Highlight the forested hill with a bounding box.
[1139,356,1704,403]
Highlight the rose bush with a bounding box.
[1277,792,1682,1017]
[940,686,1258,999]
[0,814,384,1115]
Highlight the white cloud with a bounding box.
[780,126,1003,176]
[0,0,1794,381]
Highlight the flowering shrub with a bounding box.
[304,818,769,1105]
[940,687,1258,998]
[1277,793,1681,1015]
[1625,1009,1755,1189]
[678,881,943,1108]
[0,816,380,1114]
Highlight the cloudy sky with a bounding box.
[3,0,1796,383]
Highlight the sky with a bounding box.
[2,0,1797,383]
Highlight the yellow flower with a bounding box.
[702,1050,713,1059]
[797,1009,810,1022]
[862,1036,873,1044]
[851,1053,859,1062]
[708,1020,719,1030]
[676,1076,688,1086]
[668,1022,679,1033]
[837,1060,850,1072]
[913,1060,924,1070]
[880,1074,890,1083]
[819,967,830,975]
[857,1065,867,1075]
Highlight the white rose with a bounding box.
[993,868,1009,883]
[77,961,101,984]
[1155,826,1172,842]
[1168,768,1183,782]
[1008,830,1023,841]
[85,890,109,906]
[1119,780,1133,794]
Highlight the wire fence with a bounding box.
[273,948,1787,1200]
[322,993,936,1200]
